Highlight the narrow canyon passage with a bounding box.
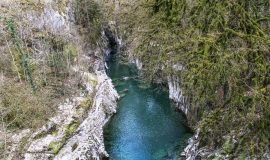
[104,55,192,160]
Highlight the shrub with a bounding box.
[74,0,102,46]
[0,80,52,129]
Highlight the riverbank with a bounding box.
[0,0,119,159]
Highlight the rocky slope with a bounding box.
[24,69,118,160]
[101,0,270,159]
[0,0,119,159]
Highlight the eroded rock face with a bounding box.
[183,130,200,160]
[1,0,120,159]
[133,58,143,70]
[54,71,118,160]
[26,6,68,35]
[167,75,189,115]
[167,72,200,160]
[24,70,118,160]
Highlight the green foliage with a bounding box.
[0,15,81,132]
[223,138,235,154]
[5,18,36,92]
[74,0,102,46]
[64,120,79,139]
[115,0,270,157]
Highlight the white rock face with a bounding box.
[134,58,143,70]
[27,6,68,35]
[54,71,119,160]
[129,56,143,70]
[167,75,189,115]
[24,70,119,160]
[183,130,200,160]
[167,63,190,115]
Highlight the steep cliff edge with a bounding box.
[24,70,118,160]
[0,0,119,159]
[101,0,270,159]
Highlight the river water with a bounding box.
[104,56,192,160]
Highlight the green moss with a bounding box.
[85,73,98,87]
[48,121,80,155]
[34,124,57,140]
[89,80,98,88]
[48,140,64,155]
[64,120,80,139]
[79,96,93,111]
[45,119,80,155]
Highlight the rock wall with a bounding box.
[167,75,189,115]
[1,0,120,159]
[182,130,200,160]
[24,69,119,160]
[167,70,201,160]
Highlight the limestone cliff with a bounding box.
[0,0,119,159]
[100,0,270,159]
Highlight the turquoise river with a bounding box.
[104,55,192,160]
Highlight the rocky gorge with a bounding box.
[1,0,269,160]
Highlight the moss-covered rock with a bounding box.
[48,120,79,155]
[79,96,93,111]
[64,120,80,138]
[48,140,64,155]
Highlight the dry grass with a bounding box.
[0,80,52,129]
[0,0,105,158]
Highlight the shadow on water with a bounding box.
[104,53,192,160]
